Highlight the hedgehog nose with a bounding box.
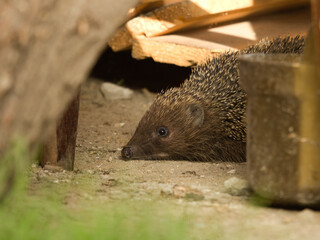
[121,146,133,159]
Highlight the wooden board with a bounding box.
[109,0,261,51]
[131,7,311,66]
[108,0,309,52]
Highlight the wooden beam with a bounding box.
[40,89,80,171]
[131,7,310,66]
[109,0,257,51]
[108,0,309,52]
[149,0,309,37]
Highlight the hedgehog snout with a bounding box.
[121,146,133,159]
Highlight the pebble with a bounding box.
[224,177,250,196]
[227,169,236,174]
[161,184,205,201]
[173,185,186,198]
[160,185,173,196]
[100,82,133,100]
[114,122,125,128]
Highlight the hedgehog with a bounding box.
[121,36,305,162]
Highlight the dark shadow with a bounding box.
[90,48,191,92]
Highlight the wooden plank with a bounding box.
[109,0,257,51]
[109,0,183,51]
[132,36,215,66]
[56,89,80,171]
[132,7,310,66]
[149,0,309,37]
[108,27,133,51]
[128,0,182,19]
[40,89,80,171]
[41,131,58,167]
[108,0,309,52]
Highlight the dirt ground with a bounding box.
[33,78,320,240]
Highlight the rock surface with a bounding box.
[224,177,250,196]
[100,82,133,100]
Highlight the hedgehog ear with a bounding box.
[187,104,204,127]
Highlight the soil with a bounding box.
[32,79,320,240]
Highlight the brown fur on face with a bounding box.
[123,88,246,162]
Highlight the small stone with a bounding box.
[172,185,204,201]
[160,186,173,197]
[227,169,236,174]
[53,179,59,184]
[114,122,125,127]
[224,177,250,196]
[100,82,133,100]
[173,185,186,198]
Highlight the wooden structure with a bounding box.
[40,90,80,171]
[109,0,310,66]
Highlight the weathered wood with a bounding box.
[56,89,80,171]
[108,0,309,52]
[109,0,257,51]
[41,131,58,167]
[109,27,133,51]
[131,35,215,66]
[149,0,309,37]
[132,8,310,66]
[109,0,182,51]
[40,89,80,171]
[0,0,138,156]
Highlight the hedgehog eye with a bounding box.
[157,127,168,137]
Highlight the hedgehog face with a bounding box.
[121,100,206,160]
